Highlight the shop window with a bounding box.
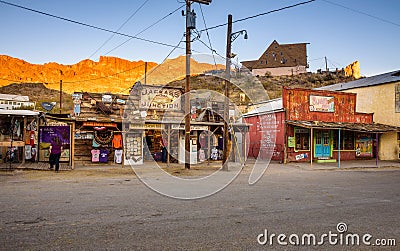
[396,84,400,113]
[333,131,355,150]
[295,128,310,150]
[315,131,322,145]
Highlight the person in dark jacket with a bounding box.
[49,136,63,172]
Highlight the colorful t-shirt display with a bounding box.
[99,149,109,163]
[91,149,100,162]
[114,149,123,164]
[112,134,123,149]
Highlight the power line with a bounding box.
[88,0,150,59]
[198,3,217,69]
[199,0,316,32]
[196,37,225,60]
[104,4,185,56]
[116,34,185,94]
[321,0,400,28]
[0,0,185,50]
[143,35,185,81]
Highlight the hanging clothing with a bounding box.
[99,149,109,163]
[31,146,37,161]
[199,149,205,162]
[30,131,36,145]
[91,149,100,162]
[211,147,218,160]
[112,134,123,149]
[114,149,123,164]
[25,145,32,160]
[92,139,100,148]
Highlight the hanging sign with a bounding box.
[140,86,182,110]
[129,123,162,130]
[288,136,295,148]
[83,122,117,127]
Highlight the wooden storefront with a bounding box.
[243,87,399,164]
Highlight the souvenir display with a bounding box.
[94,130,114,145]
[125,133,142,163]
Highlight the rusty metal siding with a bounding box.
[282,87,373,123]
[244,111,285,161]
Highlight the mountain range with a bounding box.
[0,55,223,94]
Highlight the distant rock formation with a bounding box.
[344,61,361,79]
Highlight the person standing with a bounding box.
[49,136,63,172]
[160,139,167,163]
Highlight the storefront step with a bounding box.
[315,159,337,163]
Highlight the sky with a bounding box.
[0,0,399,77]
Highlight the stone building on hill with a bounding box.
[241,40,308,76]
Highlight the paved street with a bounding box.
[0,162,399,250]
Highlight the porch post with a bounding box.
[71,122,75,170]
[310,127,313,167]
[207,130,211,166]
[338,128,341,169]
[242,130,246,164]
[376,133,379,167]
[22,116,27,165]
[167,125,171,167]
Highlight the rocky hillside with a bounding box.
[0,83,73,113]
[167,71,356,104]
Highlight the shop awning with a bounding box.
[287,120,400,133]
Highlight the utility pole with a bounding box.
[59,79,62,114]
[222,14,232,171]
[222,14,247,171]
[325,56,328,72]
[184,0,211,170]
[59,69,63,114]
[184,0,192,170]
[144,62,147,85]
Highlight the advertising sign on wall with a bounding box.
[39,126,71,161]
[309,95,335,112]
[140,86,182,110]
[355,133,373,157]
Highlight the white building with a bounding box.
[0,94,35,110]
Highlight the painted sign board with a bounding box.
[140,86,182,110]
[309,95,334,112]
[171,125,208,131]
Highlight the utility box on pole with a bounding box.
[187,10,196,30]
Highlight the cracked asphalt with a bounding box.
[0,163,399,250]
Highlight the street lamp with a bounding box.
[222,14,247,171]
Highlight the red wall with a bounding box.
[245,111,285,161]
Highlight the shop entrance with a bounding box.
[315,130,331,158]
[144,129,162,161]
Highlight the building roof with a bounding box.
[0,109,40,116]
[241,40,308,70]
[317,70,400,91]
[0,94,30,102]
[242,98,283,117]
[287,120,399,133]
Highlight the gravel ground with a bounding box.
[0,162,399,250]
